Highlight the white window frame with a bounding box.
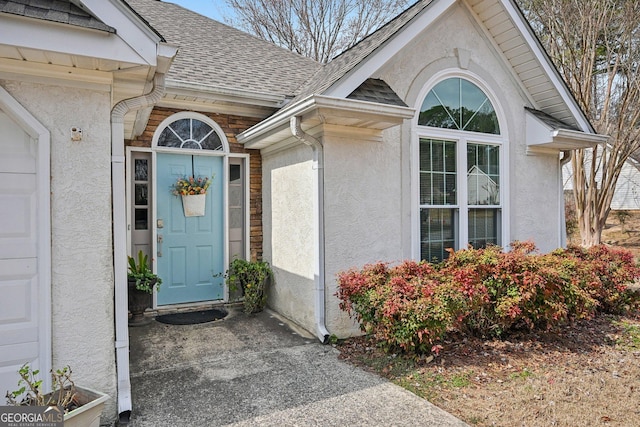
[412,70,510,259]
[152,111,230,155]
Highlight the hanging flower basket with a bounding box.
[171,175,213,217]
[181,194,206,217]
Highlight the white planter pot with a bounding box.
[64,386,109,427]
[181,194,206,217]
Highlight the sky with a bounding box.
[167,0,234,22]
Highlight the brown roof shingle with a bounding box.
[126,0,321,98]
[347,78,407,107]
[0,0,115,32]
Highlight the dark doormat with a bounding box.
[155,308,227,325]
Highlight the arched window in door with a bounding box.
[155,112,229,152]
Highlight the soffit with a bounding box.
[0,1,179,140]
[466,0,590,131]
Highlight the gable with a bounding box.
[0,0,179,139]
[293,0,595,136]
[0,0,164,73]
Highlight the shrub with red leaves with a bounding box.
[336,242,640,354]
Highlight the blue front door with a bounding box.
[156,153,224,305]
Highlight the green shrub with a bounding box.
[336,242,640,354]
[226,258,272,314]
[127,250,162,293]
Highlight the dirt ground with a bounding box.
[337,211,640,427]
[599,210,640,259]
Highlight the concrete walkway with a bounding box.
[128,306,468,426]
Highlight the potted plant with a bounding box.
[226,258,273,314]
[171,175,213,217]
[127,250,161,325]
[5,364,109,427]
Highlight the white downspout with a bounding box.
[111,73,166,421]
[290,116,330,343]
[559,151,571,248]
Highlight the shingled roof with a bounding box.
[525,107,580,132]
[290,0,432,104]
[126,0,321,98]
[347,78,407,107]
[0,0,115,32]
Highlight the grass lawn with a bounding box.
[337,212,640,426]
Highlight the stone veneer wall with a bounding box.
[127,107,263,260]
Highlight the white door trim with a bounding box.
[0,85,51,392]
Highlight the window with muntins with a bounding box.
[419,78,500,134]
[157,117,225,151]
[418,78,502,262]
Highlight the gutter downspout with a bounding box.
[111,73,166,422]
[559,150,572,247]
[290,116,330,343]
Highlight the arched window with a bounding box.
[416,77,504,262]
[155,113,228,152]
[419,78,500,134]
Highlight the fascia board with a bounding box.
[314,95,415,118]
[165,79,286,108]
[501,0,594,133]
[79,0,163,66]
[324,0,457,99]
[526,111,607,154]
[0,15,149,67]
[157,43,179,74]
[239,95,415,149]
[238,96,318,147]
[552,129,608,146]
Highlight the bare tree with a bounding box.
[223,0,409,63]
[519,0,640,246]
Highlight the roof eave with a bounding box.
[526,129,608,155]
[165,79,287,107]
[238,95,415,150]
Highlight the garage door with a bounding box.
[0,95,50,395]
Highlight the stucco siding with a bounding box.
[375,4,562,255]
[511,151,561,250]
[322,128,404,336]
[262,144,316,334]
[1,80,117,420]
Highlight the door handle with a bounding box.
[157,234,163,257]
